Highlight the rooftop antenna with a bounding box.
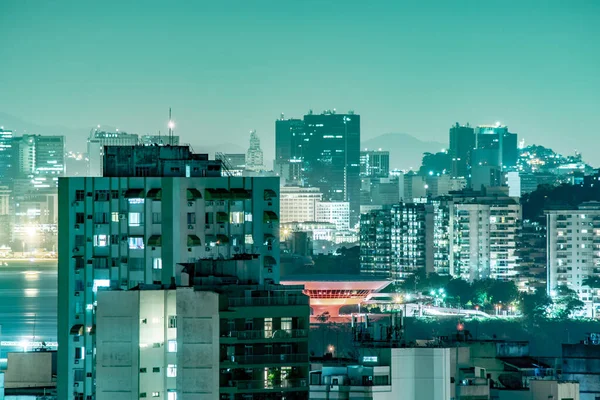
[168,107,175,145]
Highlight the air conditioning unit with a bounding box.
[205,246,211,251]
[73,247,79,252]
[268,246,272,251]
[119,214,126,220]
[75,224,80,229]
[72,201,79,206]
[267,268,273,273]
[188,202,194,207]
[234,246,240,252]
[188,224,194,229]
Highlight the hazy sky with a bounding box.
[1,0,599,164]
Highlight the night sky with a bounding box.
[1,0,599,164]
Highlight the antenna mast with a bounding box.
[168,107,172,145]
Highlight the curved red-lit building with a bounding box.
[280,275,391,320]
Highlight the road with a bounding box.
[0,259,57,356]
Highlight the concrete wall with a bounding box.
[530,380,579,400]
[4,353,54,388]
[392,348,451,400]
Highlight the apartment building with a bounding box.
[58,145,281,400]
[280,186,322,223]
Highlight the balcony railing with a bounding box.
[222,379,308,391]
[222,329,308,340]
[224,353,308,365]
[228,297,309,307]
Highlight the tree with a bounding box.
[445,278,473,307]
[520,287,551,321]
[552,286,584,320]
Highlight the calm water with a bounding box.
[0,259,57,355]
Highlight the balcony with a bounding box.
[221,329,308,341]
[223,353,308,365]
[228,297,309,307]
[221,378,307,392]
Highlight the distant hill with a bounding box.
[362,133,446,170]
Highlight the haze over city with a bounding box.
[1,0,599,164]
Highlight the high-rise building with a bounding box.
[0,128,15,185]
[303,111,361,224]
[449,189,521,281]
[546,202,600,317]
[57,145,281,400]
[360,150,390,177]
[280,186,322,223]
[473,124,518,171]
[316,201,350,232]
[275,117,304,184]
[360,202,438,281]
[87,128,139,176]
[245,130,264,171]
[96,258,310,400]
[448,123,475,178]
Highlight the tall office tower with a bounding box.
[96,259,310,400]
[139,134,180,146]
[360,150,390,177]
[87,128,139,176]
[280,186,322,223]
[34,135,66,183]
[245,130,264,172]
[303,110,360,225]
[360,202,437,282]
[316,201,350,231]
[0,128,15,185]
[14,135,36,176]
[275,117,305,184]
[449,123,475,178]
[473,124,518,170]
[448,188,521,281]
[58,145,280,400]
[546,202,600,318]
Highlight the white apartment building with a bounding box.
[58,146,280,400]
[547,202,600,317]
[280,186,322,223]
[449,191,521,281]
[316,201,350,231]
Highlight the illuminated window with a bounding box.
[128,237,144,249]
[167,364,177,377]
[129,212,142,227]
[168,340,177,353]
[111,212,119,222]
[152,258,162,270]
[93,235,108,247]
[245,212,253,222]
[152,392,160,398]
[245,234,254,245]
[230,212,244,224]
[167,391,177,400]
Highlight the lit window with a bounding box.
[128,237,144,249]
[230,211,244,224]
[153,258,162,270]
[111,212,119,222]
[167,391,177,400]
[93,279,110,292]
[245,234,254,245]
[129,212,142,227]
[128,198,145,205]
[167,364,177,377]
[168,340,177,353]
[93,235,108,247]
[152,392,160,397]
[245,212,253,222]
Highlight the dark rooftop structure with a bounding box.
[102,145,222,177]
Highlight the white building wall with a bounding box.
[280,186,322,223]
[391,348,451,400]
[316,201,350,231]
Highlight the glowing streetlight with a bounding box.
[328,345,335,354]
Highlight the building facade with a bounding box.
[546,202,600,317]
[360,150,390,178]
[87,129,139,176]
[57,146,281,400]
[449,123,475,179]
[96,275,310,400]
[280,186,322,224]
[246,130,264,172]
[315,201,350,231]
[449,190,521,281]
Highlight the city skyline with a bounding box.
[1,1,599,165]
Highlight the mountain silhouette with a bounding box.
[362,133,446,170]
